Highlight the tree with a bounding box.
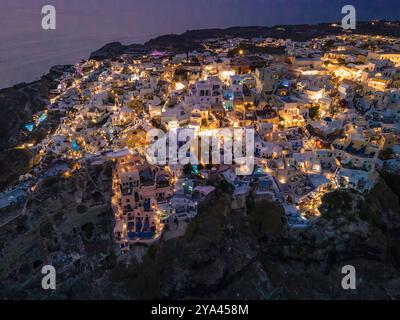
[183,163,193,176]
[309,105,320,120]
[216,179,234,195]
[323,39,335,51]
[129,98,145,114]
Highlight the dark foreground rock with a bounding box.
[0,161,118,299]
[105,178,400,300]
[0,69,63,189]
[1,171,400,299]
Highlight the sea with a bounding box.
[1,0,390,89]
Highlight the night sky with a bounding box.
[0,0,398,87]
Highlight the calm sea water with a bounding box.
[0,0,396,88]
[0,1,165,88]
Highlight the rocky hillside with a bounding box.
[105,175,400,300]
[0,161,118,299]
[1,169,400,299]
[0,68,65,189]
[89,21,400,60]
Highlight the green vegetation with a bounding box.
[323,39,336,51]
[319,190,359,221]
[337,58,346,65]
[309,105,320,120]
[129,98,145,114]
[214,179,234,196]
[174,68,189,81]
[183,163,193,176]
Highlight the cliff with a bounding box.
[1,164,400,299]
[104,177,400,299]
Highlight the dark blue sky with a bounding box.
[0,0,398,88]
